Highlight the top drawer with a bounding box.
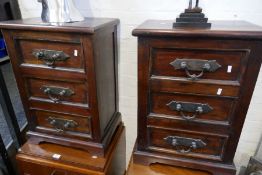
[18,39,84,71]
[151,48,248,81]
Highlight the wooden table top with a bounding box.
[127,161,211,175]
[0,17,119,34]
[18,124,125,172]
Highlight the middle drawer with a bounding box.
[26,78,88,105]
[150,92,236,124]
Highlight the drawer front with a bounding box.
[151,48,247,81]
[148,127,228,161]
[29,99,89,117]
[18,159,83,175]
[33,110,91,139]
[151,92,236,123]
[19,39,84,71]
[26,78,88,105]
[151,78,240,97]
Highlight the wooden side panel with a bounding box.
[94,25,118,136]
[223,41,262,163]
[2,29,34,130]
[137,37,151,149]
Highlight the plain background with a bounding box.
[17,0,262,171]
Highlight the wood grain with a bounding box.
[148,126,228,161]
[1,17,121,155]
[33,109,91,139]
[0,18,120,34]
[26,78,88,104]
[19,39,84,70]
[132,20,262,39]
[152,48,246,81]
[127,161,211,175]
[151,92,236,123]
[17,123,126,175]
[133,20,262,175]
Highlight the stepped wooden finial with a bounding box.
[173,0,211,28]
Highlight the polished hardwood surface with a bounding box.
[133,20,262,39]
[0,17,119,34]
[0,18,121,156]
[132,20,262,175]
[17,123,126,175]
[127,159,211,175]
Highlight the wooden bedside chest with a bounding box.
[0,18,120,156]
[132,20,262,175]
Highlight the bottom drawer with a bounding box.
[32,110,92,140]
[147,127,228,161]
[18,160,82,175]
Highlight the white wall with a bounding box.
[18,0,262,171]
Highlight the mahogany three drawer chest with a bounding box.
[132,20,262,175]
[0,18,121,156]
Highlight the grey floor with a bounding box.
[0,61,26,147]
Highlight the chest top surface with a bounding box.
[0,17,119,34]
[132,20,262,39]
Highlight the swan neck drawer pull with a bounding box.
[33,49,70,67]
[164,136,207,154]
[170,58,221,80]
[47,117,78,133]
[41,86,75,103]
[167,101,213,120]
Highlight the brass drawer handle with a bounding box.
[33,49,70,67]
[164,136,207,154]
[47,117,78,133]
[41,86,75,103]
[167,101,213,120]
[170,58,221,80]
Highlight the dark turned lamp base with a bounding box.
[173,8,211,28]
